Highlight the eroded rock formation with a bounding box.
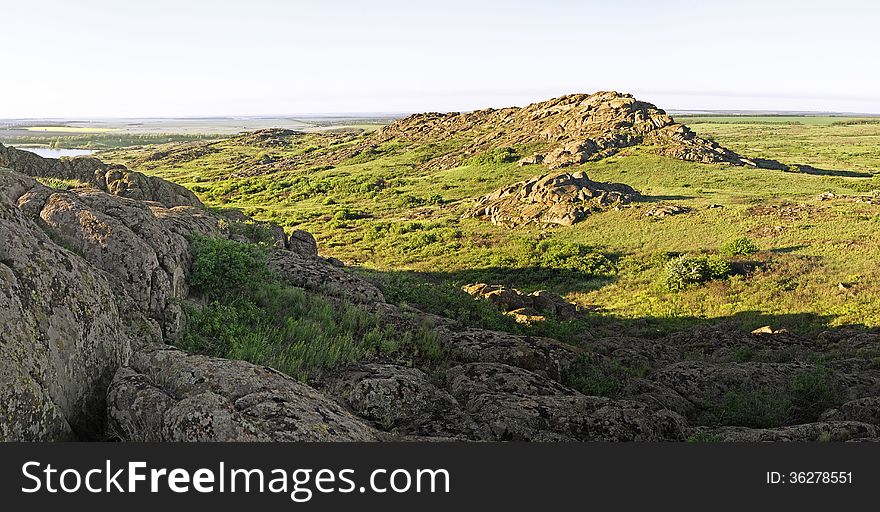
[466,171,640,227]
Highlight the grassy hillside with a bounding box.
[98,117,880,338]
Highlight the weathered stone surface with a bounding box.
[650,361,880,425]
[287,229,319,258]
[466,171,639,227]
[108,346,379,441]
[462,283,578,319]
[0,173,131,440]
[705,421,877,442]
[464,392,687,441]
[319,363,486,439]
[364,91,775,171]
[0,143,201,208]
[268,249,384,303]
[437,328,585,380]
[446,363,578,403]
[822,397,880,426]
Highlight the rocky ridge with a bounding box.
[364,91,782,171]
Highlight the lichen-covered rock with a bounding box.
[107,346,379,441]
[462,283,578,319]
[364,91,776,171]
[319,363,487,439]
[0,143,201,208]
[0,177,131,440]
[438,328,585,381]
[446,363,578,403]
[287,229,319,258]
[268,249,384,303]
[466,171,639,227]
[821,397,880,425]
[703,421,877,442]
[464,393,687,441]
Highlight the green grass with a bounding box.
[36,177,89,190]
[178,236,443,381]
[97,116,880,337]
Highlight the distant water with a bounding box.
[12,146,95,159]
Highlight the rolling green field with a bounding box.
[97,117,880,339]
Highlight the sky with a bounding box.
[2,0,879,118]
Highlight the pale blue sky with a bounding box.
[3,0,879,117]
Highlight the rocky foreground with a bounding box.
[2,131,879,442]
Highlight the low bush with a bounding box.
[665,254,731,290]
[722,237,760,256]
[188,236,269,301]
[529,240,616,275]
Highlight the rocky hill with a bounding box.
[363,91,784,171]
[2,136,879,442]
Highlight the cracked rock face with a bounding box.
[0,177,131,440]
[107,347,379,441]
[0,153,392,441]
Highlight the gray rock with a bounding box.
[268,249,384,303]
[319,363,487,439]
[705,421,877,442]
[438,328,585,381]
[107,346,379,441]
[0,175,131,440]
[466,171,640,227]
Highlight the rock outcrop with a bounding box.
[366,91,779,171]
[1,143,201,208]
[107,346,379,441]
[462,283,578,321]
[0,149,392,441]
[466,171,640,227]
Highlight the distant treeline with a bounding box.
[1,133,223,150]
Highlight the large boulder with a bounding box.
[318,362,487,440]
[107,346,379,441]
[0,175,131,440]
[0,143,201,208]
[466,171,640,227]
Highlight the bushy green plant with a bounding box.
[788,366,839,422]
[188,236,268,301]
[716,387,791,428]
[530,240,616,275]
[665,254,731,290]
[722,237,760,256]
[468,146,519,166]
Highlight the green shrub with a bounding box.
[722,237,760,256]
[36,177,88,190]
[468,146,519,166]
[716,387,791,428]
[687,431,723,442]
[788,366,839,422]
[665,254,731,290]
[563,359,620,397]
[227,220,275,244]
[188,236,268,301]
[531,240,616,275]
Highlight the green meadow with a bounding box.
[97,117,880,339]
